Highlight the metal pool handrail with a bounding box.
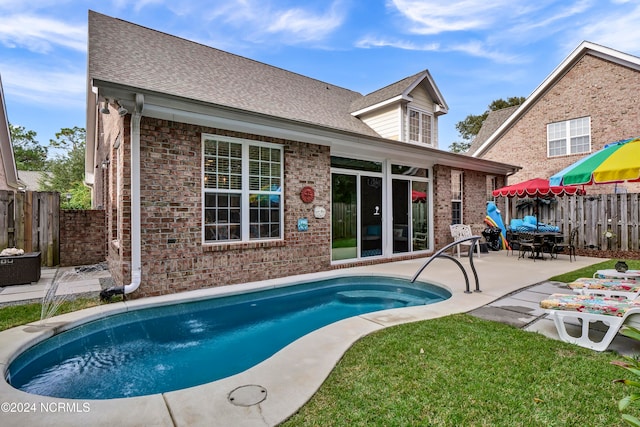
[411,235,482,294]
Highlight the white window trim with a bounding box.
[451,170,463,224]
[407,107,434,146]
[202,134,283,244]
[547,116,591,157]
[486,175,497,202]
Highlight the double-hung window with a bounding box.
[451,170,463,225]
[203,135,283,243]
[547,117,591,156]
[486,175,497,202]
[408,108,433,145]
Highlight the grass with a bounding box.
[282,314,628,426]
[0,298,100,331]
[548,258,640,282]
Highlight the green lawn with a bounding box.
[282,258,640,426]
[282,314,628,426]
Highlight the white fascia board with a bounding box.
[0,77,19,189]
[85,85,99,186]
[350,95,410,117]
[143,103,338,147]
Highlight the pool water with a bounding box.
[7,276,449,399]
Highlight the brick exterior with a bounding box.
[98,116,502,298]
[103,118,335,297]
[481,54,640,193]
[59,210,106,266]
[433,165,497,248]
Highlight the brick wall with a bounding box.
[59,209,106,266]
[112,118,333,297]
[433,165,495,248]
[482,54,640,193]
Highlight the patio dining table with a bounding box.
[511,230,564,260]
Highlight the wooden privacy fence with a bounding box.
[503,192,640,252]
[0,190,60,266]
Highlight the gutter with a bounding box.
[100,94,144,301]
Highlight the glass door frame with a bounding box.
[331,166,385,263]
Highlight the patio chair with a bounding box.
[412,232,428,251]
[540,293,640,351]
[516,232,542,261]
[449,224,481,258]
[551,228,577,262]
[567,277,640,299]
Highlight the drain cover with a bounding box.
[228,385,267,406]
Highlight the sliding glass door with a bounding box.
[331,171,383,261]
[331,174,357,261]
[360,176,383,257]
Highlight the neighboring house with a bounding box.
[16,170,47,191]
[470,41,640,194]
[0,74,20,191]
[86,11,518,297]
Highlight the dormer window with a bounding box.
[408,108,433,145]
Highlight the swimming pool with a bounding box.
[6,275,449,400]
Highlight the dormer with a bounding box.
[350,70,448,148]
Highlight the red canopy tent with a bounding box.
[492,178,585,229]
[492,178,585,198]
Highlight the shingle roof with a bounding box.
[88,11,383,137]
[17,170,48,191]
[465,106,518,156]
[349,71,426,113]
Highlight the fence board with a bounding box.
[505,193,640,252]
[0,190,59,266]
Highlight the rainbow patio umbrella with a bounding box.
[549,137,640,186]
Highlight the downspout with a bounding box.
[100,94,144,301]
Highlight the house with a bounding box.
[0,74,20,191]
[85,11,519,297]
[16,170,47,191]
[470,41,640,194]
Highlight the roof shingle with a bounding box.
[88,11,383,137]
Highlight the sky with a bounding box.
[1,0,640,155]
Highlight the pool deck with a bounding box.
[0,252,637,426]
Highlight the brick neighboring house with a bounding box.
[85,11,518,298]
[469,41,640,194]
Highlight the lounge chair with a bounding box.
[567,277,640,299]
[540,293,640,351]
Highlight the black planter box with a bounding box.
[0,252,41,286]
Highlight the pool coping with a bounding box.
[0,255,602,426]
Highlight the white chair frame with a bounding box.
[449,224,481,258]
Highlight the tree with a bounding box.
[39,127,91,209]
[451,96,526,153]
[9,123,48,170]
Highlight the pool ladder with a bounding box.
[411,235,482,294]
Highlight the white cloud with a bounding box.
[575,5,640,54]
[449,41,524,64]
[201,0,346,44]
[1,62,85,108]
[0,14,86,53]
[356,36,439,51]
[388,0,529,35]
[266,4,344,42]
